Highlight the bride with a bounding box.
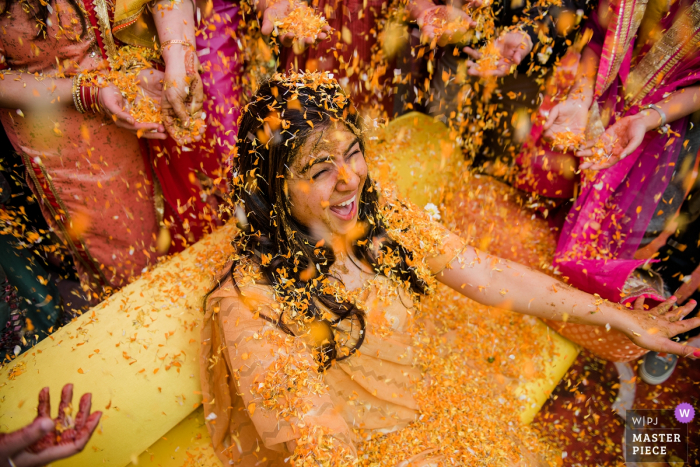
[199,71,699,466]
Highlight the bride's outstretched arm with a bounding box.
[428,232,700,358]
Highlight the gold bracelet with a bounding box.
[72,74,86,114]
[77,75,86,114]
[161,39,195,50]
[77,74,86,114]
[71,74,78,113]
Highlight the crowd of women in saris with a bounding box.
[1,0,700,464]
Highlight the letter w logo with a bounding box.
[679,409,691,418]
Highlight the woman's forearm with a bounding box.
[432,242,629,330]
[568,45,599,104]
[636,85,700,131]
[152,0,197,67]
[0,73,73,112]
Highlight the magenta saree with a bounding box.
[555,0,700,302]
[547,0,700,361]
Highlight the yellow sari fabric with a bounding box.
[112,0,159,48]
[200,266,426,465]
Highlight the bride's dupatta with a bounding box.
[549,0,700,361]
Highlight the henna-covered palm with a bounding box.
[29,385,101,453]
[162,49,205,145]
[0,384,101,467]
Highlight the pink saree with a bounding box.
[548,0,700,361]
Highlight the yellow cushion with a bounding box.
[0,224,235,467]
[367,111,465,208]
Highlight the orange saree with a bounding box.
[0,0,160,293]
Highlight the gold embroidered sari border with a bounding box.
[626,1,700,107]
[595,0,649,97]
[112,8,144,33]
[92,0,119,67]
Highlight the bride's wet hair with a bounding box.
[217,72,428,368]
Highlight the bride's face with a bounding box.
[286,125,367,239]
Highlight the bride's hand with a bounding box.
[614,296,700,358]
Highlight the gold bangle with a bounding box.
[72,74,86,114]
[77,74,86,113]
[161,39,195,50]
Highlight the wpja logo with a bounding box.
[675,403,695,423]
[625,404,693,464]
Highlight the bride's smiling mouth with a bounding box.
[329,194,357,221]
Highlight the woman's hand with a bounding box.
[542,97,592,147]
[99,79,167,140]
[416,6,475,47]
[135,68,165,103]
[615,296,700,358]
[464,30,533,77]
[161,47,205,145]
[260,0,331,50]
[0,384,101,467]
[575,114,647,170]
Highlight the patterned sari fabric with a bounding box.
[549,0,700,361]
[0,0,160,292]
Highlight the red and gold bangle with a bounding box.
[81,83,101,114]
[92,86,102,114]
[77,76,102,114]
